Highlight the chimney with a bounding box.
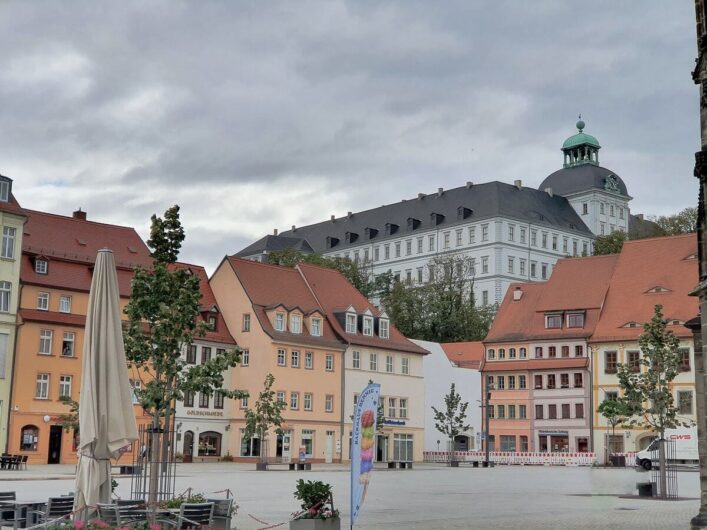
[73,208,86,220]
[514,179,522,190]
[466,181,473,188]
[513,287,523,301]
[291,225,296,232]
[437,187,444,197]
[330,215,336,222]
[273,228,278,236]
[544,187,553,198]
[418,193,425,200]
[636,213,644,221]
[347,211,353,219]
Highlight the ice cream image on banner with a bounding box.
[350,382,380,528]
[359,409,375,502]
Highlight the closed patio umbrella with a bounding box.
[75,249,139,514]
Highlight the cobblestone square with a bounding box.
[2,463,700,529]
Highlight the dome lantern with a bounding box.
[561,117,600,168]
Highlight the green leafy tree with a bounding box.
[593,231,629,255]
[431,383,470,463]
[382,255,496,342]
[597,398,632,460]
[244,373,286,464]
[649,207,698,235]
[57,395,80,434]
[267,248,393,299]
[124,205,245,502]
[616,304,692,498]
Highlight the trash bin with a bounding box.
[637,482,654,497]
[610,455,626,467]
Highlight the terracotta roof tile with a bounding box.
[591,234,698,342]
[297,263,429,355]
[19,308,86,327]
[440,342,484,369]
[22,209,152,269]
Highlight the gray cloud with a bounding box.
[0,0,699,272]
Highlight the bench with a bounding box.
[258,462,312,471]
[387,461,413,469]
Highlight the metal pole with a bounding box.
[484,385,492,467]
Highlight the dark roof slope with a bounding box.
[628,215,664,239]
[273,181,592,254]
[539,165,629,198]
[236,234,314,257]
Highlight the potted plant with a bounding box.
[290,480,340,529]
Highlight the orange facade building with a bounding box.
[11,209,153,464]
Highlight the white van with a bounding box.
[634,427,698,470]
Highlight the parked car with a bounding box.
[635,427,698,470]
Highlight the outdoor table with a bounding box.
[0,456,13,470]
[0,499,48,529]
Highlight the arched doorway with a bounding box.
[198,431,222,457]
[454,435,470,451]
[183,431,194,463]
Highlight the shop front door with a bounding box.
[376,435,388,462]
[325,431,334,464]
[48,426,62,464]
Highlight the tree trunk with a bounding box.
[659,436,667,499]
[148,414,161,505]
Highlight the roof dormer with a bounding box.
[364,227,379,240]
[457,207,473,220]
[407,217,421,231]
[385,223,399,236]
[378,311,390,339]
[345,305,357,334]
[362,308,374,336]
[0,176,11,203]
[345,231,359,244]
[646,286,671,294]
[430,212,445,226]
[622,321,641,329]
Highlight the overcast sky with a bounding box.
[1,1,699,272]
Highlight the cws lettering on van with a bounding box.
[669,434,692,440]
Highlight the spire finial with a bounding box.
[576,114,585,132]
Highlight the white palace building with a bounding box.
[238,120,640,305]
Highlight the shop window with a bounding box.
[198,431,222,457]
[21,425,38,451]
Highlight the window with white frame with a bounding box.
[325,394,334,412]
[388,397,397,418]
[274,312,285,331]
[305,351,313,369]
[1,227,15,259]
[59,295,71,314]
[62,332,75,357]
[429,234,436,251]
[346,313,357,334]
[519,259,526,276]
[59,375,72,398]
[0,181,8,202]
[406,239,412,255]
[36,373,49,399]
[130,379,142,405]
[508,225,515,241]
[277,349,286,366]
[240,395,249,409]
[520,227,526,244]
[402,357,409,375]
[276,391,286,406]
[468,226,476,244]
[311,318,322,336]
[370,352,378,371]
[304,393,313,411]
[545,314,562,329]
[443,232,450,249]
[39,330,52,355]
[290,391,299,409]
[301,430,314,457]
[481,256,489,274]
[481,224,489,241]
[379,319,389,339]
[290,314,302,334]
[37,292,49,311]
[531,230,537,246]
[363,316,373,336]
[352,350,360,369]
[35,259,48,274]
[567,313,585,328]
[399,398,408,419]
[507,256,514,274]
[241,348,249,366]
[325,354,334,371]
[395,242,401,257]
[456,230,463,246]
[214,391,224,409]
[291,350,300,368]
[242,313,251,332]
[385,355,393,373]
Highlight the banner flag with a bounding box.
[350,382,380,528]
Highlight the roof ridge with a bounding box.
[623,233,695,245]
[228,255,301,273]
[25,209,140,232]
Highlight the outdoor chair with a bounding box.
[206,498,233,530]
[0,455,12,470]
[9,456,21,470]
[115,499,148,524]
[96,503,146,527]
[159,502,214,530]
[19,456,27,470]
[0,491,18,527]
[30,496,75,524]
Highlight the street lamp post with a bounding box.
[484,382,494,468]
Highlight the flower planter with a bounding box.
[290,518,341,530]
[256,462,269,471]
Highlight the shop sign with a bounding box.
[186,410,224,417]
[538,430,569,436]
[383,419,406,426]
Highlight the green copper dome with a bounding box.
[560,118,601,168]
[562,131,600,149]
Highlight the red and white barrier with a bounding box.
[423,450,596,466]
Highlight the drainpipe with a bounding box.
[588,341,594,453]
[6,282,23,454]
[339,347,346,463]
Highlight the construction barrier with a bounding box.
[423,450,596,467]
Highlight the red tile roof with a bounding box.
[485,255,619,344]
[440,342,484,369]
[0,194,26,217]
[225,257,344,349]
[19,308,86,327]
[591,234,698,342]
[173,262,236,346]
[22,209,152,268]
[297,263,429,355]
[481,357,589,372]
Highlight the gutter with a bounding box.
[6,281,23,454]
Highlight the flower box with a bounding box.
[290,517,341,530]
